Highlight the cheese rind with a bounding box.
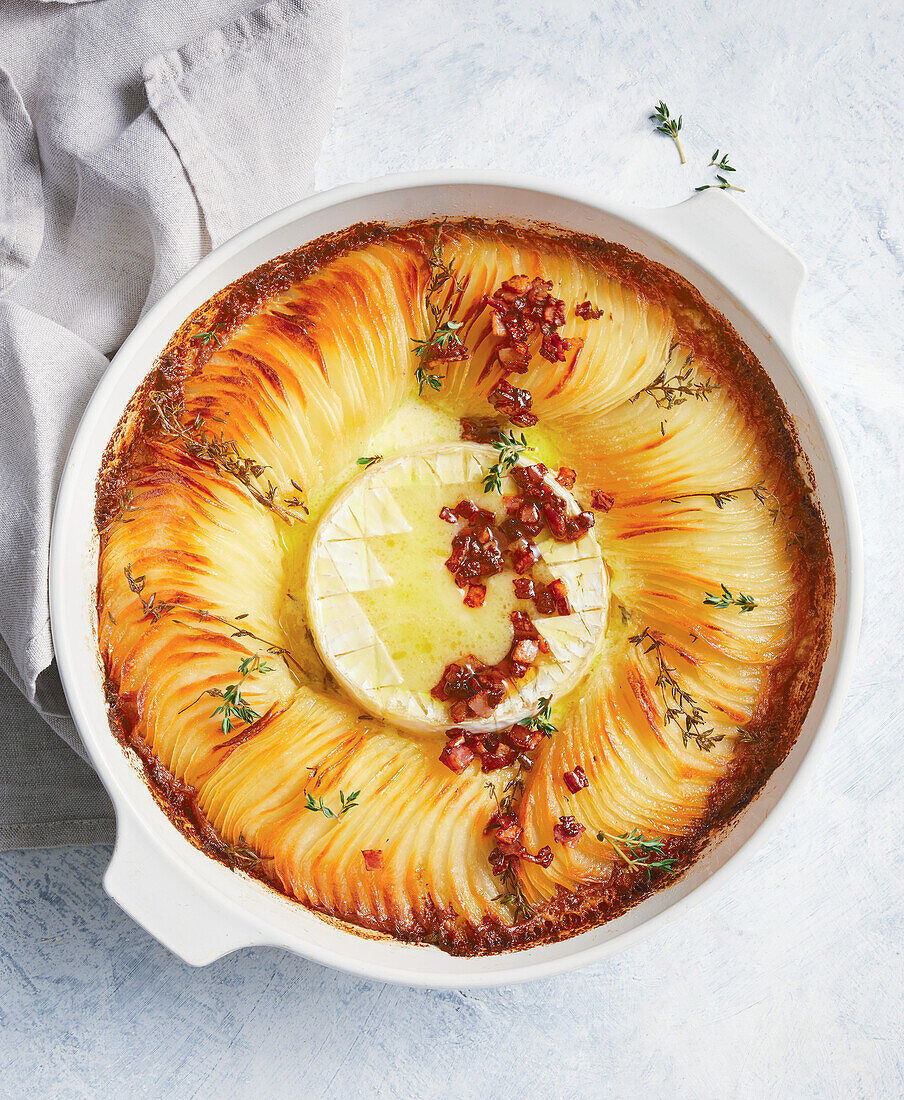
[306,444,608,734]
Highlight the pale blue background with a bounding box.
[3,0,903,1096]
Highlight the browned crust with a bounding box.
[95,216,834,957]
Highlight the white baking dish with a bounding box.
[49,172,862,987]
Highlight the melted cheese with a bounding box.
[305,444,608,733]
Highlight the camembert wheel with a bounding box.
[96,218,833,954]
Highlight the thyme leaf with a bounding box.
[150,391,303,523]
[356,455,382,469]
[191,323,225,347]
[703,583,758,612]
[304,789,361,821]
[630,628,724,752]
[630,352,719,410]
[524,696,557,738]
[411,223,468,392]
[597,827,678,882]
[178,652,274,737]
[695,174,746,193]
[493,867,534,923]
[223,833,272,871]
[709,149,736,173]
[650,100,685,163]
[415,365,444,395]
[482,429,529,493]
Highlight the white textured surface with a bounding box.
[2,1,903,1095]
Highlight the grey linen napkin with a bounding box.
[0,0,344,849]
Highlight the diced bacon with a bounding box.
[548,578,572,616]
[575,300,605,320]
[504,723,544,751]
[439,741,475,773]
[563,765,589,793]
[513,576,535,600]
[481,740,517,771]
[464,583,486,608]
[553,815,586,847]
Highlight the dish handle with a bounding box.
[104,804,264,966]
[642,191,807,345]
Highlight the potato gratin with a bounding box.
[95,219,833,954]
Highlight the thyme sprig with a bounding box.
[223,834,272,872]
[411,223,468,393]
[482,429,530,493]
[524,696,557,738]
[597,828,678,882]
[709,150,736,173]
[123,564,300,670]
[631,628,724,752]
[414,366,444,395]
[695,174,746,194]
[178,653,274,737]
[304,789,361,820]
[357,455,382,469]
[493,866,535,922]
[486,773,526,816]
[703,583,757,613]
[631,352,719,411]
[150,391,303,523]
[191,323,225,347]
[411,318,465,360]
[650,101,685,163]
[696,150,745,193]
[485,773,534,920]
[664,483,770,511]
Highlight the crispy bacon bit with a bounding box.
[484,809,520,839]
[513,576,535,600]
[487,810,554,874]
[508,536,541,574]
[439,505,457,523]
[460,416,503,444]
[563,765,589,793]
[553,815,586,847]
[481,740,517,771]
[454,499,488,524]
[556,466,577,490]
[449,700,470,723]
[510,463,595,544]
[432,657,507,720]
[488,379,538,427]
[510,610,537,638]
[575,300,605,320]
[547,578,572,616]
[590,489,615,512]
[534,589,554,616]
[439,739,475,774]
[485,275,571,379]
[505,723,544,752]
[362,849,383,869]
[445,524,505,592]
[464,583,487,608]
[510,637,539,664]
